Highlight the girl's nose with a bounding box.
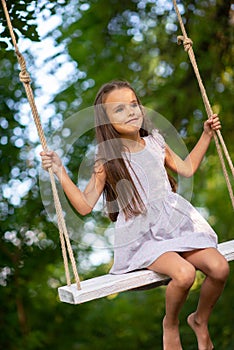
[127,104,135,116]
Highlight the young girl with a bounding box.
[41,81,229,350]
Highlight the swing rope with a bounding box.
[2,0,233,293]
[1,0,81,290]
[172,0,234,210]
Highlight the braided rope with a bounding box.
[173,0,234,210]
[1,0,81,289]
[2,0,233,287]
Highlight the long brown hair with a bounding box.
[94,80,175,222]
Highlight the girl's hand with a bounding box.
[203,114,221,137]
[40,150,62,177]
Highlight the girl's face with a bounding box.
[104,88,143,138]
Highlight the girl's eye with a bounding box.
[115,107,124,113]
[114,102,138,113]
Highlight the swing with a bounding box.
[2,0,234,305]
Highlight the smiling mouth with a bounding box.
[125,118,139,124]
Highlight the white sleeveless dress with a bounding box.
[110,129,218,274]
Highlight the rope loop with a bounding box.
[177,35,193,52]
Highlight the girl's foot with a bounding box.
[163,316,183,350]
[187,313,214,350]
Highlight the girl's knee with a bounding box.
[209,257,230,282]
[173,264,196,290]
[216,259,229,282]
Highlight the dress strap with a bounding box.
[151,129,165,149]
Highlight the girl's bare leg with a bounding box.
[148,252,196,350]
[182,248,229,350]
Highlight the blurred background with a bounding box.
[0,0,233,349]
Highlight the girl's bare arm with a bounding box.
[165,114,221,177]
[40,151,106,215]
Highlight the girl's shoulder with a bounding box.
[146,129,165,149]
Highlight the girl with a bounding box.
[41,81,229,350]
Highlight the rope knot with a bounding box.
[16,50,31,84]
[19,70,31,84]
[177,35,193,52]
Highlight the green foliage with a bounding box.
[0,0,233,349]
[0,0,38,42]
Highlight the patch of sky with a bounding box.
[155,60,174,78]
[0,266,13,287]
[2,177,35,206]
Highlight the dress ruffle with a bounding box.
[110,192,217,274]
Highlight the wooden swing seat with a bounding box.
[2,0,233,307]
[58,240,234,304]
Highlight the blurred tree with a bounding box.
[0,0,233,349]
